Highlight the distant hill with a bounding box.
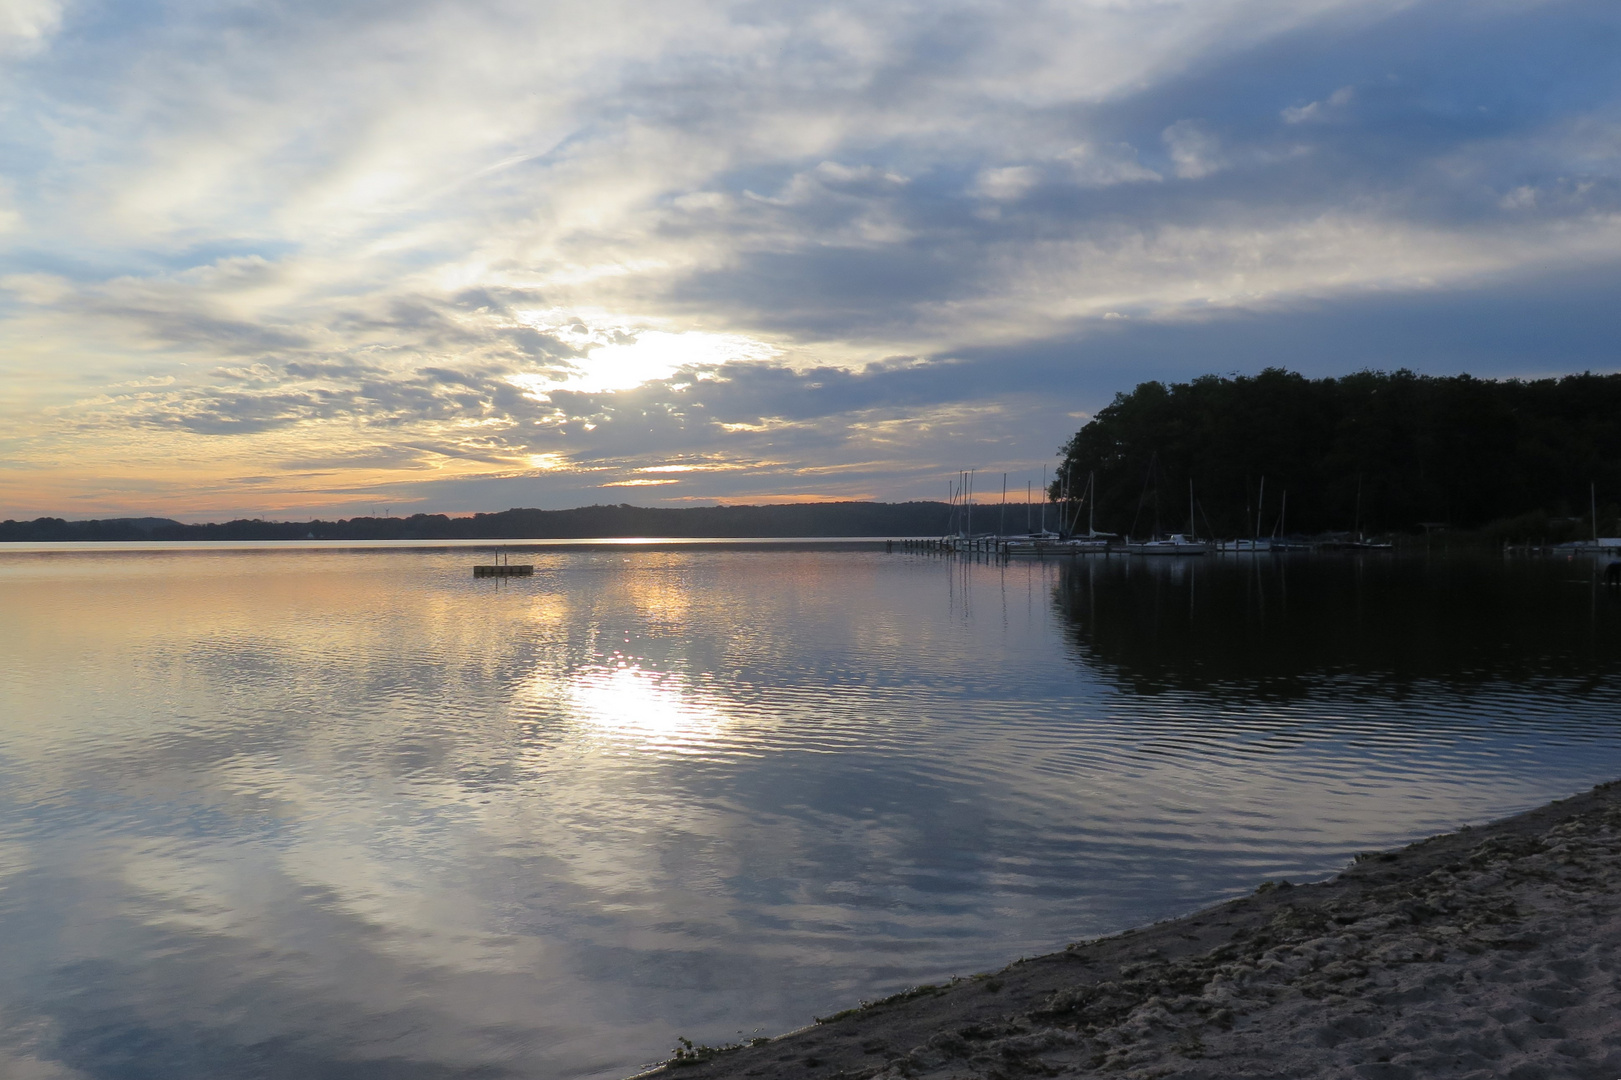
[1057,369,1621,540]
[0,502,955,542]
[0,516,185,541]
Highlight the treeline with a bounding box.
[1056,369,1621,539]
[0,501,955,542]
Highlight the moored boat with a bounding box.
[1004,530,1065,557]
[1125,533,1210,555]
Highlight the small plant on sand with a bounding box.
[667,1036,745,1067]
[814,983,945,1024]
[665,1033,765,1066]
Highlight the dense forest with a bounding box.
[1055,369,1621,540]
[0,501,954,542]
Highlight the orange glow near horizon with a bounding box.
[682,492,878,506]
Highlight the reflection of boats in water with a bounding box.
[1125,533,1210,556]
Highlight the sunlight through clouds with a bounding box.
[508,318,782,395]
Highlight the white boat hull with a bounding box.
[1125,536,1210,556]
[1005,538,1112,557]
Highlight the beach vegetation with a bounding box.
[666,1035,763,1067]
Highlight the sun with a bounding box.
[512,315,781,395]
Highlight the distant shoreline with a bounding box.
[652,780,1621,1080]
[0,536,908,553]
[0,502,956,543]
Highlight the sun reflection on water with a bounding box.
[8,548,1621,1080]
[548,664,732,750]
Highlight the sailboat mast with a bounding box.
[1059,469,1067,537]
[1188,478,1195,539]
[1256,477,1265,541]
[1355,473,1363,541]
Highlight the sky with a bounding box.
[0,0,1618,520]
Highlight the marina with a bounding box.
[918,468,1340,558]
[896,531,1387,558]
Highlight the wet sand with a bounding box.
[644,781,1621,1080]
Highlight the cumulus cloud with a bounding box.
[1,0,1619,517]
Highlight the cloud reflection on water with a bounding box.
[2,548,1621,1079]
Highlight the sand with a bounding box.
[646,781,1621,1080]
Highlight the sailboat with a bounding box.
[1125,479,1211,555]
[1126,533,1210,555]
[1057,471,1113,552]
[1219,476,1273,552]
[1004,467,1069,556]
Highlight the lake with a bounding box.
[3,543,1620,1079]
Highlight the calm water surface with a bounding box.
[3,545,1621,1079]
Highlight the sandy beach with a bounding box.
[648,781,1621,1080]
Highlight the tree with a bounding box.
[1054,370,1621,537]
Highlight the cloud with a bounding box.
[972,165,1041,201]
[0,0,60,54]
[2,0,1620,517]
[1282,85,1356,124]
[1162,119,1226,179]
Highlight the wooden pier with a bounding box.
[474,563,533,577]
[894,536,1050,557]
[474,550,533,577]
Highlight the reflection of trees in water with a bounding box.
[1053,555,1621,700]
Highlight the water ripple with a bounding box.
[1,547,1620,1078]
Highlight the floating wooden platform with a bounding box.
[473,564,534,577]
